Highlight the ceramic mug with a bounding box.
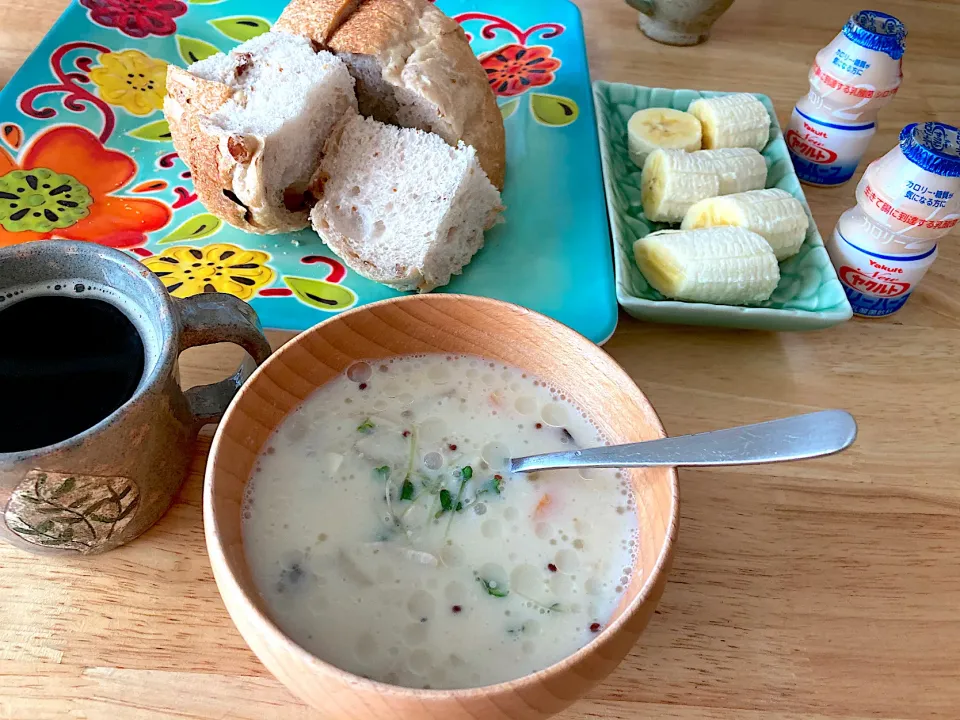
[626,0,735,46]
[0,241,272,555]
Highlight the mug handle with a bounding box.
[176,293,273,426]
[625,0,654,14]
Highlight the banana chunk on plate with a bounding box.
[641,148,766,223]
[627,108,702,168]
[688,94,771,151]
[683,188,809,260]
[633,227,780,305]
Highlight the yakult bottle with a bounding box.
[786,10,907,187]
[826,122,960,317]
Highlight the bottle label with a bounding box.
[787,109,874,186]
[827,225,937,317]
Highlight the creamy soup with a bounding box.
[243,355,639,689]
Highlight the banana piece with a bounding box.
[641,149,721,223]
[708,148,767,195]
[627,108,702,168]
[641,148,767,223]
[682,188,809,260]
[633,227,780,305]
[688,94,771,151]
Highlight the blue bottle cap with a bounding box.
[842,10,907,60]
[899,123,960,178]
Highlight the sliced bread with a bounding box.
[311,114,502,292]
[275,0,506,190]
[164,32,357,234]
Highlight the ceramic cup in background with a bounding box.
[0,241,272,555]
[626,0,735,45]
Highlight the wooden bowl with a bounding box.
[204,294,679,720]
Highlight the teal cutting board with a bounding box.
[0,0,617,343]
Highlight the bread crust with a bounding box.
[276,0,506,189]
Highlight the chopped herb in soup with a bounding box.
[243,354,639,690]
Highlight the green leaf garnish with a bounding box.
[375,466,390,480]
[357,419,374,433]
[461,466,473,481]
[400,479,414,501]
[477,576,509,598]
[435,488,453,518]
[455,501,463,512]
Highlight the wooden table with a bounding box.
[2,0,959,718]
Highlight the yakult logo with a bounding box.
[786,129,838,164]
[839,265,911,297]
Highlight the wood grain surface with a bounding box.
[1,0,958,718]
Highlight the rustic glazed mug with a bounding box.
[626,0,735,45]
[0,241,272,555]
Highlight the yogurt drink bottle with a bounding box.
[856,122,960,241]
[826,122,960,317]
[786,10,907,187]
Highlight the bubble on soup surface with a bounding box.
[444,580,468,604]
[555,549,579,572]
[479,563,509,591]
[409,649,432,674]
[481,519,501,538]
[504,507,519,522]
[534,522,552,540]
[439,544,464,567]
[407,590,436,620]
[355,633,377,661]
[510,564,547,597]
[473,502,487,516]
[550,573,573,597]
[466,368,479,379]
[427,364,451,384]
[403,623,428,645]
[418,418,446,442]
[572,539,585,550]
[540,403,568,427]
[397,393,415,406]
[347,362,372,383]
[423,451,443,470]
[374,398,389,411]
[481,442,510,471]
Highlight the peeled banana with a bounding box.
[633,227,780,305]
[682,188,809,260]
[641,148,767,223]
[627,108,702,168]
[708,148,768,195]
[688,94,771,151]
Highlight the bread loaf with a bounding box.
[164,32,357,233]
[311,115,503,292]
[275,0,506,189]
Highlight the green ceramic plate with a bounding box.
[593,81,853,331]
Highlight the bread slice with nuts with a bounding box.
[275,0,506,190]
[164,32,357,234]
[311,114,502,292]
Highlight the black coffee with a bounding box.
[0,293,145,453]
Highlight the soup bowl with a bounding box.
[204,294,679,720]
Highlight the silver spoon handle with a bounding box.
[509,410,857,473]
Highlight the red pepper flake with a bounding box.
[547,563,558,573]
[535,423,543,430]
[266,447,276,455]
[358,383,368,390]
[402,430,411,438]
[452,605,462,614]
[494,474,503,481]
[589,622,601,633]
[448,443,458,451]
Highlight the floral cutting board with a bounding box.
[0,0,617,343]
